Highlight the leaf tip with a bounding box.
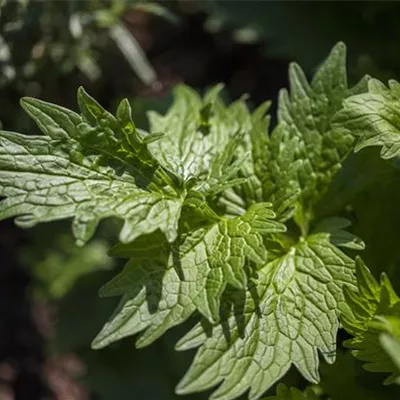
[19,96,37,113]
[91,334,106,350]
[77,85,89,99]
[77,86,90,107]
[135,335,152,349]
[175,378,191,395]
[333,40,346,54]
[75,238,86,248]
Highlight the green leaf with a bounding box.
[147,85,250,186]
[224,103,302,222]
[0,129,182,246]
[380,329,400,384]
[312,217,365,250]
[334,78,400,160]
[319,349,398,400]
[263,383,321,400]
[342,257,400,384]
[226,42,368,230]
[191,203,285,323]
[0,43,381,400]
[175,234,356,400]
[27,234,113,299]
[21,88,167,185]
[92,203,285,349]
[278,42,368,213]
[0,85,253,246]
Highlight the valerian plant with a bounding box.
[1,42,400,399]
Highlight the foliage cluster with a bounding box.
[1,41,400,399]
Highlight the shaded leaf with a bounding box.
[342,257,400,384]
[92,204,285,349]
[335,78,400,160]
[175,234,356,400]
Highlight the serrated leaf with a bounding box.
[0,43,382,400]
[334,78,400,160]
[21,89,174,190]
[225,42,368,229]
[192,203,285,322]
[220,102,302,223]
[277,42,367,212]
[147,85,250,185]
[312,217,365,250]
[92,203,285,349]
[0,130,182,245]
[1,85,253,246]
[342,257,400,384]
[175,234,356,400]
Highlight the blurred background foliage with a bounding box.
[1,1,400,399]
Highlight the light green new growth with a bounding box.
[341,257,400,384]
